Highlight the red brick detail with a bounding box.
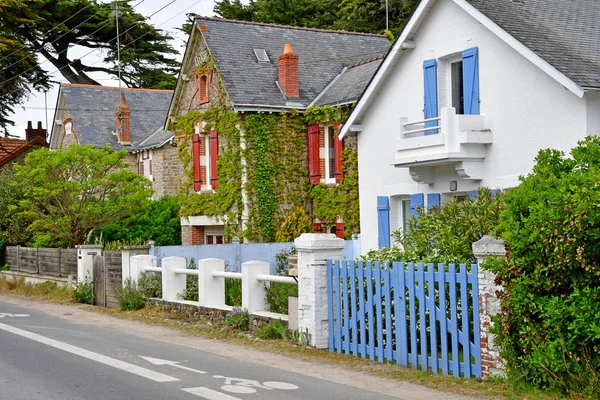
[139,162,144,176]
[335,222,345,239]
[115,93,131,145]
[319,126,326,179]
[189,226,205,245]
[278,52,299,98]
[196,74,209,103]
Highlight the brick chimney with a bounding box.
[115,92,131,145]
[25,121,47,143]
[278,43,299,98]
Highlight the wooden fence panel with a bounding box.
[5,247,18,270]
[38,248,61,277]
[60,249,78,277]
[104,251,122,309]
[19,248,38,273]
[93,255,106,307]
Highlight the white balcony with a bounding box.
[393,107,492,183]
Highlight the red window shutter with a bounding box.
[139,162,144,176]
[312,222,322,232]
[210,130,219,190]
[307,124,320,184]
[333,122,344,183]
[335,222,345,239]
[192,133,201,191]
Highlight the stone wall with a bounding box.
[151,144,182,199]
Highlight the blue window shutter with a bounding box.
[462,47,480,115]
[377,196,391,249]
[490,189,498,198]
[427,193,441,209]
[423,59,439,135]
[468,190,478,198]
[409,193,424,217]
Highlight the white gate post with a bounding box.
[129,255,157,287]
[295,233,345,349]
[120,245,150,287]
[162,256,187,302]
[198,258,226,308]
[242,261,270,314]
[75,245,102,283]
[473,235,506,377]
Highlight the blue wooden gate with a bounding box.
[327,261,481,378]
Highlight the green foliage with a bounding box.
[213,0,417,37]
[71,281,94,305]
[116,278,145,311]
[225,278,242,306]
[102,238,146,252]
[93,196,181,246]
[138,272,162,299]
[13,145,151,248]
[364,187,503,263]
[491,136,600,395]
[225,307,249,331]
[265,247,298,314]
[255,320,287,340]
[275,207,314,242]
[180,258,198,302]
[0,264,9,271]
[0,168,31,247]
[291,328,312,346]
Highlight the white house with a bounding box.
[340,0,600,253]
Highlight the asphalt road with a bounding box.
[0,300,404,400]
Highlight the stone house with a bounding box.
[48,83,179,199]
[339,0,600,252]
[0,121,49,169]
[166,17,390,245]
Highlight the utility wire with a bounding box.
[0,0,146,74]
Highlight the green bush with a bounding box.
[274,206,313,242]
[265,247,298,314]
[255,320,287,340]
[115,279,145,311]
[225,307,249,331]
[363,187,503,263]
[491,136,600,395]
[71,281,94,304]
[179,258,198,301]
[225,278,241,306]
[138,272,162,298]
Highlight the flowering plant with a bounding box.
[225,307,249,331]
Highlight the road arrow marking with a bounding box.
[0,313,30,318]
[141,356,207,375]
[0,322,179,383]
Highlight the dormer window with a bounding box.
[196,73,209,104]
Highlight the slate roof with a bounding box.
[59,84,173,151]
[195,17,391,108]
[466,0,600,88]
[136,128,174,151]
[312,57,384,107]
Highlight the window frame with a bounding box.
[322,125,337,184]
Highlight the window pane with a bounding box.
[451,61,464,114]
[328,127,335,179]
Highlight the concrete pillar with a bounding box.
[472,235,506,377]
[294,233,345,349]
[129,255,157,287]
[75,245,102,282]
[120,245,150,288]
[352,234,361,259]
[162,256,187,302]
[198,258,226,308]
[242,261,270,314]
[232,237,240,272]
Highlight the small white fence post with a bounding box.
[129,255,157,287]
[295,233,345,349]
[242,261,270,314]
[198,258,226,308]
[75,245,102,283]
[120,245,150,287]
[473,235,506,377]
[162,256,187,302]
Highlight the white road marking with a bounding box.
[263,381,299,390]
[140,356,207,374]
[182,387,241,399]
[0,322,179,383]
[0,313,30,318]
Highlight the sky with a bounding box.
[10,0,218,139]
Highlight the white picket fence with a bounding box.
[128,255,297,319]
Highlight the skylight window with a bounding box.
[254,49,270,63]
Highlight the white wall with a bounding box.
[587,91,600,136]
[357,0,590,253]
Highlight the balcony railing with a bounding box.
[394,107,492,167]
